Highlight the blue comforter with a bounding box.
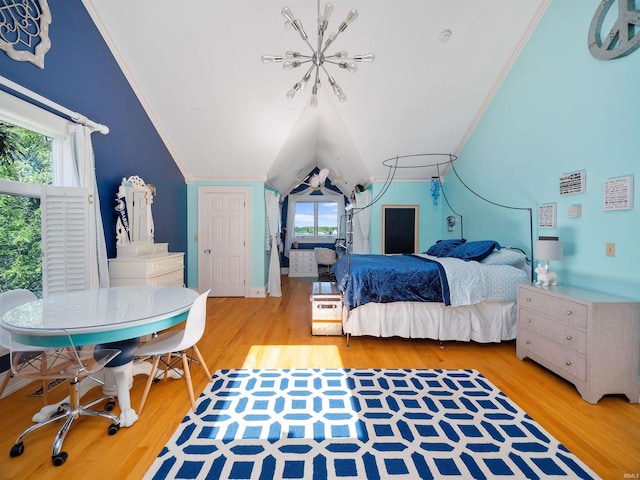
[332,254,451,310]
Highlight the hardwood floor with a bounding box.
[1,276,638,479]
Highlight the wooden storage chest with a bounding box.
[310,282,343,336]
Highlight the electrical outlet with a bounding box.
[606,242,615,257]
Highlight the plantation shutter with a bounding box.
[41,186,91,296]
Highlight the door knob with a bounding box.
[204,249,211,254]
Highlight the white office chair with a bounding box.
[8,331,121,466]
[136,290,212,414]
[0,289,48,402]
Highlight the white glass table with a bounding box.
[1,286,200,427]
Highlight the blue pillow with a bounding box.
[425,239,466,257]
[445,240,500,262]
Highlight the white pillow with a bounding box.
[480,248,526,267]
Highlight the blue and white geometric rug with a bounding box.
[143,369,599,480]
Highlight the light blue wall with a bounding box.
[443,0,639,300]
[186,182,268,291]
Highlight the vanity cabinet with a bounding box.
[516,283,639,404]
[108,252,184,287]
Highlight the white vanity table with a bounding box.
[108,176,184,287]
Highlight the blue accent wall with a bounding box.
[443,0,640,300]
[0,1,187,264]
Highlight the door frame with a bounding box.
[197,186,252,297]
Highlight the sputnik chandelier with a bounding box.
[261,1,375,108]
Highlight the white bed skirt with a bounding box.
[342,300,517,343]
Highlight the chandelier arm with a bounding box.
[302,38,316,55]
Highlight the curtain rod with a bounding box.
[0,75,109,135]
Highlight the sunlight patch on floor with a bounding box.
[242,345,344,369]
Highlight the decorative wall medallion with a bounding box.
[0,0,52,69]
[588,0,640,60]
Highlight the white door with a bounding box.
[198,187,250,297]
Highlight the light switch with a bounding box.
[606,243,615,257]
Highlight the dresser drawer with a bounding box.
[518,329,587,381]
[110,269,184,287]
[518,288,588,328]
[109,253,184,279]
[518,309,587,355]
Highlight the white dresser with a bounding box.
[109,243,184,287]
[288,249,318,278]
[516,283,640,404]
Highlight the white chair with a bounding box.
[8,331,121,466]
[314,247,337,278]
[0,289,48,402]
[136,290,212,414]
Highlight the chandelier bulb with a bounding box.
[283,60,301,71]
[354,53,375,62]
[339,62,357,73]
[285,50,300,58]
[282,7,296,24]
[339,9,358,32]
[261,55,283,63]
[324,32,337,50]
[324,3,334,21]
[344,9,358,25]
[287,83,301,99]
[284,20,292,30]
[310,93,318,108]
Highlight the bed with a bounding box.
[331,239,530,346]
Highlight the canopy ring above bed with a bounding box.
[381,153,457,169]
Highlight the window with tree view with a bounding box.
[0,121,54,296]
[294,201,338,237]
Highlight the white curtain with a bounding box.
[69,124,110,288]
[352,189,371,254]
[284,188,345,259]
[265,188,282,297]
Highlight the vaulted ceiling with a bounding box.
[84,0,549,196]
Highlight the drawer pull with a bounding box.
[565,361,572,366]
[526,297,532,302]
[526,318,531,323]
[525,340,531,345]
[566,335,572,341]
[317,304,337,309]
[566,310,573,316]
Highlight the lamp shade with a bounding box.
[535,239,564,261]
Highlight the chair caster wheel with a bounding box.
[107,423,120,435]
[10,442,24,457]
[52,451,68,466]
[105,400,116,411]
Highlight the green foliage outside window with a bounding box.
[0,122,53,295]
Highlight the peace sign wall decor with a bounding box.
[589,0,640,60]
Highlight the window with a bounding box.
[293,201,339,238]
[0,90,75,296]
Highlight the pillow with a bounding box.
[445,240,500,262]
[425,239,466,257]
[481,248,527,267]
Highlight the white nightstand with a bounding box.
[517,283,640,404]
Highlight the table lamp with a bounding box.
[535,238,564,284]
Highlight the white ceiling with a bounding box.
[84,0,549,196]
